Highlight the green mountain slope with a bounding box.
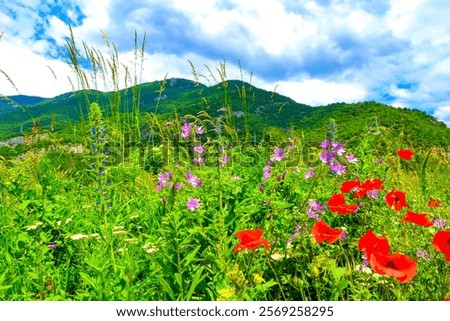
[0,78,448,148]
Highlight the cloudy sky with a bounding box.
[1,0,450,125]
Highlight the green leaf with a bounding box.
[156,276,175,300]
[182,245,201,267]
[185,266,205,300]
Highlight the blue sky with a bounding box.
[1,0,450,126]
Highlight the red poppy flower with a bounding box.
[397,149,414,160]
[432,230,450,262]
[340,179,384,198]
[427,199,442,208]
[444,297,450,301]
[385,189,408,211]
[312,220,343,244]
[358,229,390,260]
[340,180,361,193]
[400,211,433,227]
[233,229,270,253]
[369,252,417,283]
[328,193,359,214]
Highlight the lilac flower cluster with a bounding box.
[180,122,206,139]
[433,217,447,229]
[156,171,174,191]
[416,250,432,261]
[307,199,326,219]
[185,170,203,188]
[319,140,358,176]
[192,144,205,164]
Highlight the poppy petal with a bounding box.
[400,211,434,227]
[370,252,417,283]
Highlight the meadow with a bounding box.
[0,32,449,301]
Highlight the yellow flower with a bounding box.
[253,273,265,284]
[217,288,235,301]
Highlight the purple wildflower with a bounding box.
[362,253,369,266]
[195,125,205,134]
[340,228,347,241]
[288,144,295,150]
[263,166,271,182]
[433,217,447,229]
[185,170,203,188]
[48,243,57,249]
[345,153,358,164]
[287,224,302,244]
[307,208,319,219]
[304,167,315,179]
[366,190,379,199]
[307,199,326,219]
[259,184,265,193]
[319,150,334,164]
[332,142,346,156]
[330,162,347,175]
[321,140,331,149]
[157,171,173,191]
[264,199,271,206]
[220,155,230,164]
[416,250,431,260]
[174,183,185,190]
[194,145,205,154]
[181,122,191,138]
[158,171,172,185]
[271,148,285,162]
[186,197,201,211]
[192,157,205,164]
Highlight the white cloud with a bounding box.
[273,79,367,106]
[0,41,74,97]
[1,0,450,127]
[433,105,450,127]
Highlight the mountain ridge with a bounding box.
[0,78,448,148]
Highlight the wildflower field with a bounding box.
[0,34,449,301]
[1,104,449,301]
